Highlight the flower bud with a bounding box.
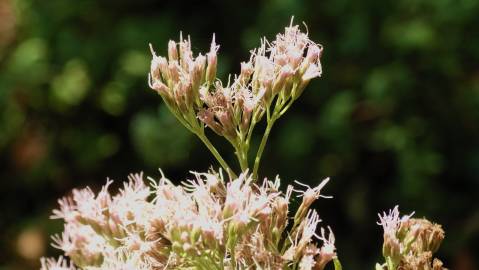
[240,105,252,134]
[302,63,321,81]
[274,54,288,67]
[179,38,193,65]
[255,206,272,223]
[206,35,218,84]
[382,234,401,262]
[295,63,321,99]
[273,196,289,230]
[192,55,206,87]
[201,227,219,249]
[149,218,166,235]
[198,109,223,136]
[107,219,125,239]
[272,65,294,95]
[306,44,322,64]
[239,61,254,84]
[315,249,335,270]
[231,212,250,234]
[295,178,330,223]
[168,40,178,61]
[427,224,445,253]
[288,49,303,69]
[204,173,225,195]
[179,80,193,108]
[216,110,235,139]
[223,195,241,219]
[151,81,169,97]
[432,258,445,270]
[174,84,188,114]
[150,56,162,81]
[168,62,180,83]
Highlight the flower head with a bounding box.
[43,170,335,270]
[377,206,446,270]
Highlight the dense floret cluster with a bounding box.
[42,171,336,269]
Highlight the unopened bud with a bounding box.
[179,80,193,107]
[150,218,165,235]
[288,49,303,69]
[174,85,188,114]
[168,40,178,61]
[194,55,206,84]
[231,212,250,234]
[240,61,254,83]
[190,55,206,103]
[255,206,272,222]
[151,81,169,96]
[382,234,401,263]
[150,56,162,81]
[274,197,289,230]
[273,65,294,95]
[223,197,240,219]
[295,63,321,99]
[306,44,322,64]
[274,54,288,67]
[240,107,252,134]
[218,111,236,139]
[179,37,193,63]
[168,62,180,83]
[201,228,217,248]
[206,35,218,84]
[315,250,335,270]
[198,109,223,136]
[427,224,444,253]
[432,258,445,270]
[108,219,123,239]
[302,63,321,81]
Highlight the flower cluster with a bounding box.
[149,20,323,176]
[41,171,337,270]
[40,19,448,270]
[376,206,446,270]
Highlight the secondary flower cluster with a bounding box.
[148,21,323,175]
[149,22,321,138]
[376,206,446,270]
[41,171,337,270]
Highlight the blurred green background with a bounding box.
[1,0,478,269]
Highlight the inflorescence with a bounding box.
[42,171,336,269]
[40,19,447,270]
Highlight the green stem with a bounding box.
[235,145,249,172]
[161,102,237,178]
[237,132,250,172]
[252,117,276,180]
[333,258,343,270]
[197,132,237,179]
